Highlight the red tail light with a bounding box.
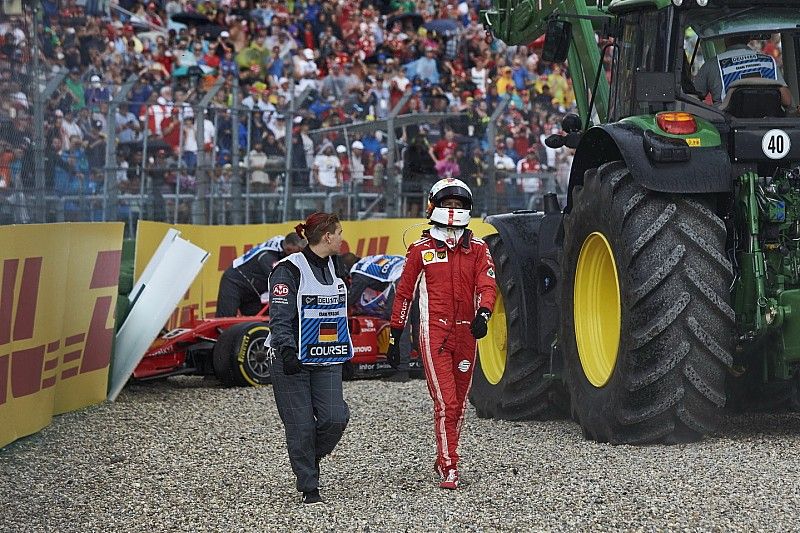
[656,112,697,135]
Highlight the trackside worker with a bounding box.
[267,212,352,505]
[694,34,794,108]
[215,232,306,317]
[348,254,414,382]
[387,178,496,490]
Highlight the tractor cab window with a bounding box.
[610,8,676,120]
[681,8,800,118]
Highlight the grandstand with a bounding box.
[0,0,575,233]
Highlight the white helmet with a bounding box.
[427,178,472,228]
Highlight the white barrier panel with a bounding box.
[108,231,209,401]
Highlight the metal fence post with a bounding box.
[386,90,412,218]
[244,109,252,224]
[191,77,225,225]
[281,89,296,223]
[104,74,137,222]
[486,97,510,215]
[29,69,68,222]
[230,80,242,224]
[281,87,312,222]
[29,2,50,223]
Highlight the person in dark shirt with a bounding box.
[215,232,307,317]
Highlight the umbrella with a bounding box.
[385,13,423,31]
[423,19,460,36]
[197,24,226,39]
[170,12,213,27]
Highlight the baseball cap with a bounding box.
[303,48,314,60]
[336,145,347,154]
[90,75,101,82]
[351,140,364,150]
[220,30,230,38]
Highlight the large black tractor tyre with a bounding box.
[562,161,734,444]
[469,234,560,420]
[213,322,272,387]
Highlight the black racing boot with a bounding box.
[302,488,324,505]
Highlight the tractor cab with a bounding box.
[589,1,800,173]
[603,2,800,122]
[678,4,800,120]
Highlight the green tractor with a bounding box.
[469,0,800,443]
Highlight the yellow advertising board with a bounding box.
[0,223,123,449]
[135,219,498,322]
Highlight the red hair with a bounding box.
[294,212,339,245]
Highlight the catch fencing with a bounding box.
[1,7,568,235]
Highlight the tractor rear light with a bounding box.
[656,112,697,135]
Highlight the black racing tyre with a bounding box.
[213,321,272,387]
[469,234,560,420]
[562,161,734,444]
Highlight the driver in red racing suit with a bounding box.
[388,178,496,490]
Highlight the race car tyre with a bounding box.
[213,321,272,387]
[469,234,560,420]
[562,161,733,444]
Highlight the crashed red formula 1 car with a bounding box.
[134,306,421,386]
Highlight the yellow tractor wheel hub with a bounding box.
[478,291,507,385]
[574,232,621,388]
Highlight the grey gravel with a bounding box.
[2,377,800,532]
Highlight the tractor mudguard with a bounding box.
[566,123,732,212]
[484,211,562,356]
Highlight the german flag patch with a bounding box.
[318,322,339,342]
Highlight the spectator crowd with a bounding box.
[0,0,579,224]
